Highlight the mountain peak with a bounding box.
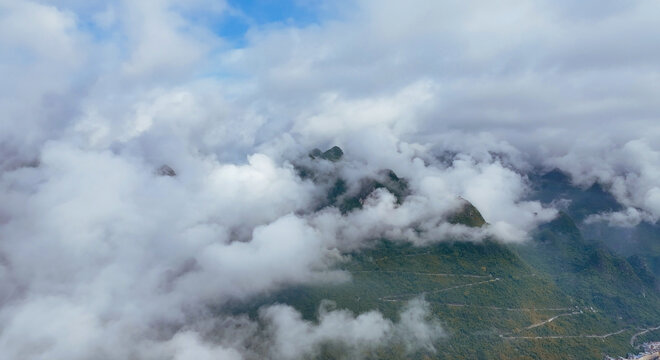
[448,199,487,227]
[310,146,344,162]
[156,164,176,177]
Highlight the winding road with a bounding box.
[438,303,572,311]
[379,277,500,302]
[359,266,658,344]
[525,311,583,330]
[501,328,628,340]
[630,325,660,347]
[354,270,491,278]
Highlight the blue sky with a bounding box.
[217,0,326,44]
[72,0,330,47]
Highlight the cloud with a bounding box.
[585,207,656,228]
[1,0,659,358]
[0,142,341,359]
[261,297,444,359]
[147,331,244,360]
[224,0,660,222]
[550,139,660,221]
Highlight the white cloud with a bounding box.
[585,207,656,228]
[152,331,244,360]
[550,139,660,221]
[1,0,659,358]
[262,297,443,359]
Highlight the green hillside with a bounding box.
[233,234,654,358]
[231,155,660,359]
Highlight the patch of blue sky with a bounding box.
[77,19,118,42]
[192,0,333,80]
[215,0,327,46]
[71,1,331,49]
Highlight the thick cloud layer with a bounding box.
[1,0,659,358]
[228,0,660,219]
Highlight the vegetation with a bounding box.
[228,163,660,359]
[448,200,487,227]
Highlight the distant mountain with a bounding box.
[530,170,660,289]
[310,146,344,162]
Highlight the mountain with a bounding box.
[448,199,487,228]
[310,146,345,162]
[531,170,660,283]
[229,153,660,359]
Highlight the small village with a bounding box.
[605,342,660,360]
